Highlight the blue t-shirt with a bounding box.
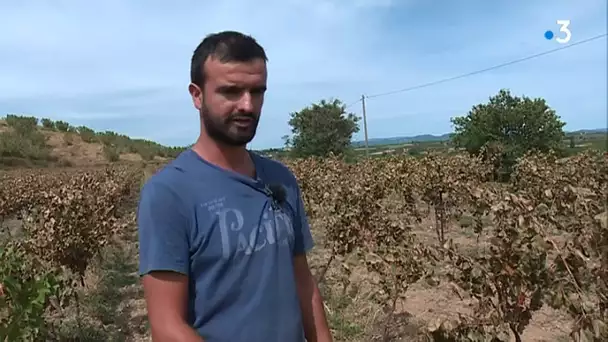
[137,149,314,342]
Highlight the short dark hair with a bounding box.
[190,31,268,86]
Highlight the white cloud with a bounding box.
[0,0,605,148]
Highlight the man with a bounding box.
[137,30,333,342]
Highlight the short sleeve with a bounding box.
[292,179,314,256]
[137,180,190,276]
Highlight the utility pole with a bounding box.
[361,94,369,157]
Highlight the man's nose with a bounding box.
[236,91,254,112]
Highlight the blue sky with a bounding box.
[0,0,606,149]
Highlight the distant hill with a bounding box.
[352,133,452,147]
[0,114,185,168]
[351,128,607,147]
[566,128,608,135]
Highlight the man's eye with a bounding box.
[219,87,241,95]
[217,86,266,97]
[251,87,267,95]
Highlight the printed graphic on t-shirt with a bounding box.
[200,196,295,259]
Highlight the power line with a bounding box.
[352,33,606,157]
[365,33,607,99]
[344,98,362,109]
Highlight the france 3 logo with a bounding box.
[544,20,572,44]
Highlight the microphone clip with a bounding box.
[264,183,286,210]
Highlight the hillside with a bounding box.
[0,115,184,168]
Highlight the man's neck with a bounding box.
[191,135,254,178]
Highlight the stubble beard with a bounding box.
[200,103,259,147]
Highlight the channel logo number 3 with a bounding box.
[555,20,572,44]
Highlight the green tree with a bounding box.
[569,136,576,149]
[286,99,360,158]
[450,89,566,179]
[5,115,37,135]
[76,126,96,143]
[55,121,70,132]
[41,118,55,130]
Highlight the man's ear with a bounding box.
[188,83,203,110]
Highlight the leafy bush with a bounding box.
[55,121,70,132]
[77,126,96,143]
[41,118,55,130]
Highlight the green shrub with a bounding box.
[55,121,70,132]
[77,126,96,143]
[0,131,52,162]
[103,145,120,162]
[41,118,55,130]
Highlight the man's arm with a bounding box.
[294,254,333,342]
[289,175,333,342]
[143,272,204,342]
[137,181,203,342]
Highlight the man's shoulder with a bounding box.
[143,165,179,190]
[140,153,193,200]
[253,153,297,182]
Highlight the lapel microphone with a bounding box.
[265,183,287,209]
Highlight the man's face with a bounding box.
[189,56,267,147]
